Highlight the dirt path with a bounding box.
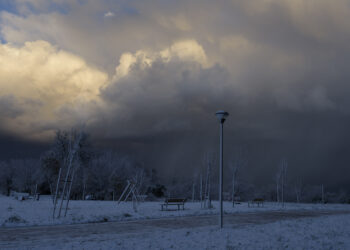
[0,210,349,248]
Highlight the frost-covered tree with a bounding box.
[83,151,121,200]
[132,166,151,198]
[0,161,14,196]
[276,171,281,203]
[202,152,216,208]
[230,148,247,207]
[294,179,303,203]
[40,130,93,198]
[40,151,60,198]
[0,159,41,196]
[11,159,39,194]
[276,159,288,206]
[84,151,150,200]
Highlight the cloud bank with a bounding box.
[1,0,350,186]
[0,40,107,140]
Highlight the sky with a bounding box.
[0,0,350,189]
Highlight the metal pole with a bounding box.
[215,110,228,228]
[219,121,223,228]
[64,169,75,217]
[53,167,62,218]
[118,181,131,204]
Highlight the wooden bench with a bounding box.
[248,198,264,207]
[161,198,186,211]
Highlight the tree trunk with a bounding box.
[232,174,235,207]
[82,182,86,200]
[322,184,325,203]
[276,176,279,203]
[200,174,203,208]
[192,183,195,202]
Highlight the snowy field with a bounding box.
[1,213,350,249]
[1,194,350,249]
[35,214,350,250]
[1,194,350,227]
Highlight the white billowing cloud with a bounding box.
[0,38,211,140]
[0,40,108,140]
[113,40,208,81]
[160,40,208,66]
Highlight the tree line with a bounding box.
[0,130,165,200]
[0,131,349,204]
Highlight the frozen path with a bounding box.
[1,210,349,249]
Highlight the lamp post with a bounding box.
[215,110,229,228]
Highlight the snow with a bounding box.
[1,194,349,227]
[57,214,350,249]
[1,194,350,249]
[3,213,350,249]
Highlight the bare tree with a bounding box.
[199,173,203,207]
[51,130,85,218]
[40,151,61,202]
[86,151,120,200]
[202,152,215,209]
[81,168,88,200]
[0,161,14,196]
[294,179,303,203]
[191,173,198,202]
[231,166,238,206]
[131,166,151,200]
[276,171,281,203]
[8,159,39,195]
[59,131,83,217]
[230,148,247,207]
[277,159,288,207]
[321,184,325,204]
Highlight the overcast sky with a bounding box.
[1,0,350,188]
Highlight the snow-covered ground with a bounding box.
[1,194,349,227]
[1,194,350,249]
[2,213,350,249]
[47,214,350,250]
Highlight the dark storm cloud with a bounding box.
[0,95,23,118]
[99,62,230,136]
[1,0,350,189]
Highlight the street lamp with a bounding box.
[215,110,229,228]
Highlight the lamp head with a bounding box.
[215,110,229,123]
